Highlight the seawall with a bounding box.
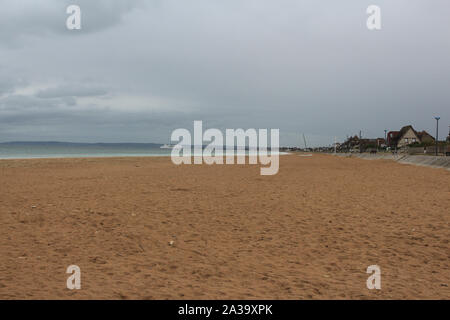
[333,153,450,171]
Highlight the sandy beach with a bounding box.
[0,154,448,299]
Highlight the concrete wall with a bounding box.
[334,153,450,170]
[408,145,450,155]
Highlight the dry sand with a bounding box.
[0,154,448,299]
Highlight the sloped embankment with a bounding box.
[335,153,450,170]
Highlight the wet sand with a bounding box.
[0,154,448,299]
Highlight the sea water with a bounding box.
[0,142,285,159]
[0,142,170,159]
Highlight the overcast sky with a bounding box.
[1,0,449,146]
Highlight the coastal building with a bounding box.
[339,136,385,152]
[387,125,434,149]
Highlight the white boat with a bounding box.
[160,144,175,149]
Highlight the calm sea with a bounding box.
[0,142,170,159]
[0,142,285,159]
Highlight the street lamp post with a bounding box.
[435,117,440,156]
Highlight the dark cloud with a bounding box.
[0,0,143,46]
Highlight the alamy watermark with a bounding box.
[66,265,81,290]
[367,5,381,30]
[66,5,382,31]
[366,265,381,290]
[170,121,279,175]
[66,5,81,30]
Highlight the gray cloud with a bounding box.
[36,84,108,98]
[0,0,143,46]
[0,79,17,96]
[1,0,449,145]
[0,73,27,96]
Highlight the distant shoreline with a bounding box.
[0,153,290,160]
[0,141,163,146]
[0,141,288,160]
